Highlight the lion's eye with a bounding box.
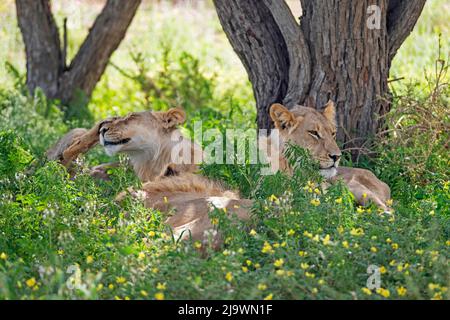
[308,130,320,139]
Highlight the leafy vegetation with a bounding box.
[0,1,448,300]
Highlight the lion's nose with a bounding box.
[329,153,341,162]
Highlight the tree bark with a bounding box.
[16,0,141,106]
[213,0,426,152]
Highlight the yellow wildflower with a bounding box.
[310,199,320,207]
[342,241,349,249]
[255,263,261,269]
[262,242,274,254]
[386,238,392,243]
[258,283,267,291]
[370,247,377,253]
[273,258,284,268]
[350,228,364,236]
[391,243,399,250]
[379,266,387,274]
[335,198,343,204]
[314,188,321,195]
[26,278,36,288]
[300,263,309,270]
[356,207,365,214]
[397,286,407,296]
[322,234,331,245]
[138,252,146,260]
[264,293,273,300]
[116,277,126,284]
[298,251,307,257]
[246,260,252,266]
[361,287,372,295]
[303,231,313,238]
[337,226,344,234]
[156,282,166,290]
[415,249,424,255]
[376,288,390,298]
[108,284,114,290]
[152,267,159,274]
[249,229,257,236]
[305,272,315,278]
[154,292,165,300]
[287,229,295,236]
[148,231,156,237]
[86,255,94,264]
[225,272,233,282]
[0,252,7,260]
[57,249,64,255]
[242,266,248,273]
[389,260,397,266]
[276,269,285,276]
[386,199,393,207]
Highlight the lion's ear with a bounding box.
[270,103,298,131]
[322,100,336,126]
[154,108,186,129]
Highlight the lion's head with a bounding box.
[98,108,186,156]
[98,108,197,181]
[269,101,341,178]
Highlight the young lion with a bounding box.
[47,108,202,181]
[262,101,391,211]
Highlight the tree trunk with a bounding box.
[16,0,141,106]
[213,0,426,152]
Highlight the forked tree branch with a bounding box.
[387,0,427,60]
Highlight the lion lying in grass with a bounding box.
[47,102,391,248]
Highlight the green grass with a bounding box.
[0,1,449,300]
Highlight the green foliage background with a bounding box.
[0,1,448,300]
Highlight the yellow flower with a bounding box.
[156,282,166,290]
[148,231,156,237]
[322,234,331,246]
[318,279,325,285]
[300,263,309,270]
[432,292,442,300]
[242,266,248,273]
[396,286,407,296]
[258,283,267,291]
[140,290,148,297]
[154,292,165,300]
[96,284,104,291]
[310,199,320,207]
[391,243,399,250]
[264,293,273,300]
[0,252,7,260]
[386,199,393,207]
[254,263,261,269]
[249,229,257,236]
[305,272,315,278]
[428,283,440,291]
[275,269,285,276]
[303,231,313,238]
[273,258,284,268]
[193,241,202,249]
[287,229,295,236]
[337,226,344,234]
[356,207,365,214]
[446,240,450,246]
[386,238,392,243]
[379,266,387,274]
[335,198,343,204]
[211,218,219,225]
[269,194,279,202]
[223,250,231,256]
[57,249,64,255]
[108,284,114,290]
[376,288,390,298]
[86,255,94,264]
[152,267,159,274]
[314,188,321,195]
[350,228,364,236]
[262,242,274,254]
[312,288,318,294]
[225,272,233,282]
[389,260,397,266]
[26,278,36,288]
[116,277,126,284]
[362,193,367,199]
[107,228,116,235]
[361,287,372,295]
[312,234,320,242]
[415,249,424,255]
[298,251,307,257]
[246,260,252,266]
[370,247,377,253]
[342,241,349,249]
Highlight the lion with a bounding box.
[262,101,391,211]
[47,108,202,181]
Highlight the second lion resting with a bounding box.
[48,102,391,249]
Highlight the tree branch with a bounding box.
[387,0,427,60]
[262,0,311,108]
[59,0,142,103]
